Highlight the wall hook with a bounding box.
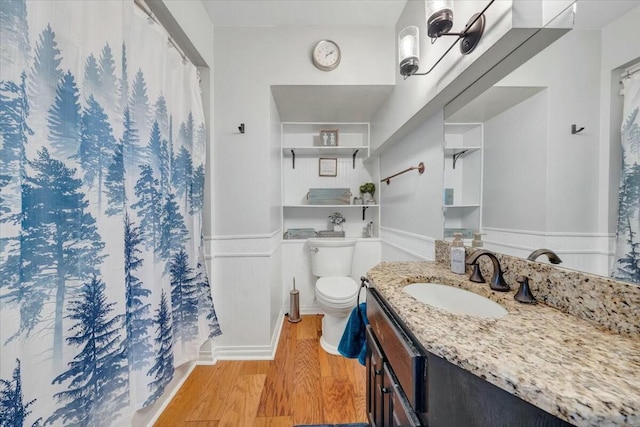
[238,123,245,134]
[571,124,584,134]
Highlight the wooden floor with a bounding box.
[155,315,368,427]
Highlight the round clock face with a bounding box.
[312,40,341,71]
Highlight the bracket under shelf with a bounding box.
[452,150,468,169]
[286,148,362,169]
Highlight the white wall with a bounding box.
[379,110,445,261]
[214,26,395,237]
[599,4,640,236]
[474,3,640,276]
[483,90,549,232]
[212,25,394,354]
[498,29,602,234]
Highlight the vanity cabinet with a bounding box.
[443,123,483,241]
[281,122,380,239]
[366,288,426,426]
[366,287,575,427]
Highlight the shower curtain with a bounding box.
[612,65,640,283]
[0,1,221,425]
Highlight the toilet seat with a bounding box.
[316,277,359,306]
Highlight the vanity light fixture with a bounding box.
[399,0,495,78]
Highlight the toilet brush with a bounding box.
[288,278,301,323]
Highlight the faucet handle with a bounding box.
[514,275,537,304]
[469,263,485,283]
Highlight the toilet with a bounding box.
[307,238,359,355]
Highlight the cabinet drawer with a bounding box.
[391,379,422,426]
[367,288,427,413]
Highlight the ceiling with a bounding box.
[272,85,394,122]
[201,1,640,29]
[202,0,406,27]
[573,0,640,30]
[204,1,640,123]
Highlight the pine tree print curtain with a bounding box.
[612,67,640,282]
[0,1,221,425]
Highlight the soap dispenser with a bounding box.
[450,233,466,274]
[472,233,484,248]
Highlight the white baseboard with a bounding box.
[212,311,285,360]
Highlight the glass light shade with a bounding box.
[425,0,454,38]
[398,26,420,77]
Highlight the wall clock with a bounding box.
[312,40,341,71]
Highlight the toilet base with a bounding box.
[319,310,352,355]
[320,335,340,355]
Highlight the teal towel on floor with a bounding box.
[338,303,368,366]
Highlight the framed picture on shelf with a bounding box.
[318,129,339,146]
[319,158,337,177]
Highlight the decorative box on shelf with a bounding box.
[307,188,352,205]
[284,228,318,239]
[317,230,346,238]
[443,228,474,239]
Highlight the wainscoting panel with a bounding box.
[204,231,283,359]
[380,226,435,261]
[483,227,615,276]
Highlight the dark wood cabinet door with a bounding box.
[367,325,385,427]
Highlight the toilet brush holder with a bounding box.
[288,279,301,323]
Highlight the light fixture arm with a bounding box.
[402,0,495,79]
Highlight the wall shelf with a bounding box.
[281,122,378,239]
[443,123,483,237]
[284,204,379,208]
[443,204,480,209]
[283,146,367,156]
[283,146,366,169]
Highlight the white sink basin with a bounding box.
[403,283,507,319]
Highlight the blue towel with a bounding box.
[338,303,368,366]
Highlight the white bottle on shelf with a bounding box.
[450,233,466,274]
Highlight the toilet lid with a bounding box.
[316,277,359,301]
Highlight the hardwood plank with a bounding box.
[319,348,350,378]
[347,358,367,396]
[353,395,368,423]
[217,374,267,427]
[240,360,272,375]
[296,315,318,340]
[185,361,243,421]
[257,320,296,417]
[155,365,220,426]
[292,339,323,425]
[180,421,220,427]
[157,315,368,426]
[253,416,294,427]
[321,376,357,424]
[315,314,323,335]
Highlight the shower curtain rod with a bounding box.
[133,0,188,64]
[621,62,640,80]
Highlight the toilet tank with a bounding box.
[308,238,357,277]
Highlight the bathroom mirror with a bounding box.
[443,1,640,279]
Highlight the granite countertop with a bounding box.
[367,261,640,427]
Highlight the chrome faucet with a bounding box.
[465,249,510,292]
[527,249,562,264]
